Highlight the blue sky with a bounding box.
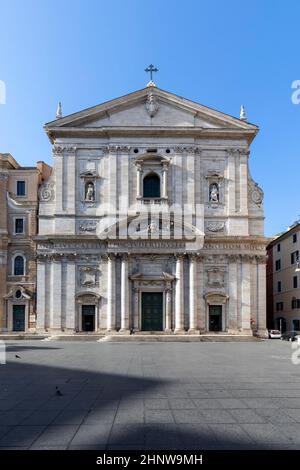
[0,0,299,236]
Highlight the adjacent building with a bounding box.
[0,153,51,332]
[267,222,300,332]
[35,84,267,335]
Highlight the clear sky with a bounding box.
[0,0,299,237]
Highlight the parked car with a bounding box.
[268,330,282,339]
[281,331,300,342]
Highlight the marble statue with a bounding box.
[85,182,95,201]
[210,183,219,202]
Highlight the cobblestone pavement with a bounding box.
[0,340,299,449]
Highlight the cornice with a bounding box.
[46,126,257,144]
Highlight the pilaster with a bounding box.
[107,254,116,332]
[120,254,130,332]
[188,254,198,333]
[174,254,184,333]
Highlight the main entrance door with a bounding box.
[13,305,25,331]
[209,305,222,332]
[142,292,163,331]
[82,305,95,332]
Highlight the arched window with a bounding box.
[143,173,160,198]
[14,256,25,276]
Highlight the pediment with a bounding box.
[45,87,258,135]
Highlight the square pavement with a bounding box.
[0,339,300,449]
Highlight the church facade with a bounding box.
[36,85,267,336]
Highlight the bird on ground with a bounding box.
[55,386,63,396]
[15,355,21,359]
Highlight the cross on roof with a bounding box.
[145,64,158,82]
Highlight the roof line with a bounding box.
[44,86,258,129]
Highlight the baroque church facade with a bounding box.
[36,84,267,336]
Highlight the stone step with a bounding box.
[0,334,49,340]
[0,333,262,342]
[47,334,105,342]
[98,334,262,343]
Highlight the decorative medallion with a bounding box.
[39,181,55,202]
[145,93,159,117]
[79,220,98,232]
[206,222,225,233]
[79,266,99,287]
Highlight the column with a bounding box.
[136,164,142,199]
[133,288,139,330]
[241,256,252,333]
[257,257,267,336]
[120,255,130,332]
[228,255,238,332]
[174,255,184,333]
[51,259,62,330]
[188,255,197,333]
[107,255,116,332]
[162,164,168,199]
[36,259,46,331]
[165,289,172,332]
[65,259,76,331]
[198,257,206,332]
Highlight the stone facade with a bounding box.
[0,154,51,332]
[36,85,267,335]
[267,221,300,332]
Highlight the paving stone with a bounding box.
[115,409,144,424]
[209,424,255,449]
[172,409,204,424]
[168,399,196,409]
[199,409,237,424]
[52,410,88,425]
[1,340,299,449]
[30,425,79,447]
[144,410,174,423]
[109,424,145,445]
[193,399,224,409]
[229,409,267,424]
[144,399,169,409]
[0,425,45,448]
[21,410,61,426]
[70,424,111,446]
[241,424,293,445]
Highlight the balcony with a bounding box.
[139,198,168,206]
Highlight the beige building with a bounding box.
[0,153,51,332]
[267,222,300,332]
[36,84,267,336]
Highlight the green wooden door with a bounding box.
[142,292,163,331]
[13,305,25,331]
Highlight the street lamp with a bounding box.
[295,257,300,272]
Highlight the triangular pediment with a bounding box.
[45,87,258,133]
